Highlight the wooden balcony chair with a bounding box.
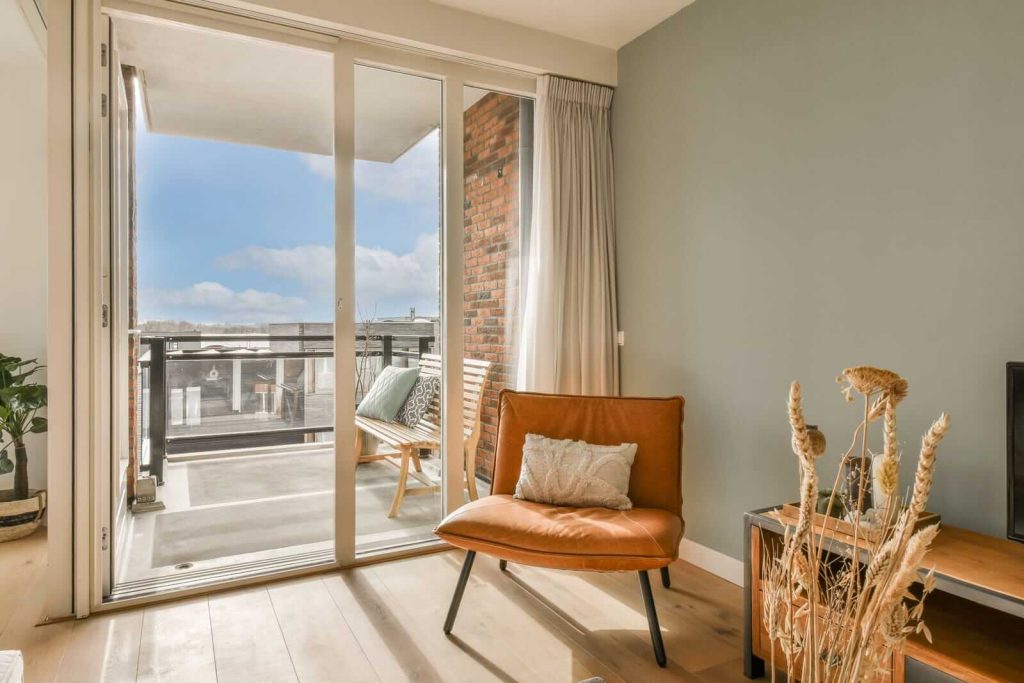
[354,354,492,517]
[435,390,685,667]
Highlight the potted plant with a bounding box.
[0,354,47,542]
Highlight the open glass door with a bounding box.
[96,3,534,603]
[106,18,132,597]
[104,10,338,599]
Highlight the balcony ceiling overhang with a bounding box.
[113,15,486,161]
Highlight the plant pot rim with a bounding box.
[0,489,46,542]
[0,488,46,504]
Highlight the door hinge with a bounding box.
[101,526,109,551]
[101,93,108,117]
[101,304,110,328]
[101,43,108,68]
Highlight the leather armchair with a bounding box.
[435,390,685,667]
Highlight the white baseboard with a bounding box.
[678,538,744,586]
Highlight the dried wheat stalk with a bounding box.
[762,367,949,683]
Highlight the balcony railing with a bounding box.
[138,333,435,484]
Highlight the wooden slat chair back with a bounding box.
[354,354,492,517]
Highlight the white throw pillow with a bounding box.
[514,433,638,510]
[0,651,24,683]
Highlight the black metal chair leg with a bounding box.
[444,551,476,634]
[639,570,667,667]
[499,559,508,571]
[660,566,671,588]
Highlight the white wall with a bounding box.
[0,0,48,493]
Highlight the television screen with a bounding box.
[1007,363,1024,542]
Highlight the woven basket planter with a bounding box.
[0,489,46,542]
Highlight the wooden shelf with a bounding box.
[745,508,1024,682]
[905,589,1024,681]
[927,526,1024,605]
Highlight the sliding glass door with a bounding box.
[98,3,534,603]
[350,65,444,552]
[105,13,337,597]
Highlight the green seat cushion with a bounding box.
[356,366,420,421]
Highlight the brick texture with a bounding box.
[463,92,521,482]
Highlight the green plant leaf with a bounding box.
[0,449,12,475]
[0,353,47,440]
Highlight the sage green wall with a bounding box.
[614,0,1024,560]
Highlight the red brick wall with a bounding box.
[463,93,521,482]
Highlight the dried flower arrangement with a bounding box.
[762,367,949,682]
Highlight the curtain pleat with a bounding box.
[518,75,619,396]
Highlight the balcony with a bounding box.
[117,332,461,593]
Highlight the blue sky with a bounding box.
[137,123,441,324]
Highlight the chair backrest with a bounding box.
[491,390,684,516]
[415,354,491,442]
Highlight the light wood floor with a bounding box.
[1,531,749,682]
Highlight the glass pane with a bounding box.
[113,15,335,589]
[354,65,443,553]
[462,87,532,489]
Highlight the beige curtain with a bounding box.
[518,75,619,395]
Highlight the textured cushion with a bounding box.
[0,651,23,683]
[395,375,439,427]
[435,494,683,571]
[355,366,419,421]
[492,391,684,515]
[514,433,637,510]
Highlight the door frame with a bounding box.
[334,41,535,563]
[79,0,535,612]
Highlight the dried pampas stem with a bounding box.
[908,414,950,520]
[764,368,948,683]
[789,381,816,463]
[879,397,900,498]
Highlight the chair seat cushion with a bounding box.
[435,494,684,571]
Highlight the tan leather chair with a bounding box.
[435,390,685,667]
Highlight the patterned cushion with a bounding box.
[0,651,23,683]
[396,375,439,426]
[355,366,419,421]
[514,433,638,510]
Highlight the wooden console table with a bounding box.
[744,507,1024,682]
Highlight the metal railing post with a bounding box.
[382,335,393,367]
[149,337,167,485]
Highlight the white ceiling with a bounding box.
[114,16,500,161]
[354,66,439,162]
[428,0,695,49]
[115,15,335,155]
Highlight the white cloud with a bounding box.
[301,153,334,180]
[141,281,307,323]
[215,235,439,316]
[355,234,438,311]
[300,130,439,204]
[355,129,439,203]
[217,245,333,291]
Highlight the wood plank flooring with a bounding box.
[0,532,748,682]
